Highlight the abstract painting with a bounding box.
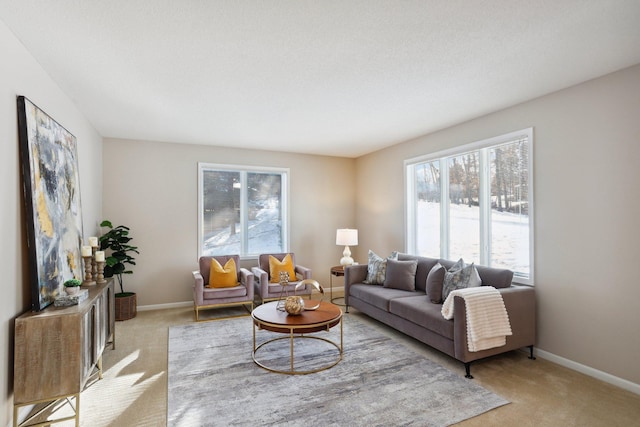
[17,96,84,311]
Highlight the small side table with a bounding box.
[330,265,345,305]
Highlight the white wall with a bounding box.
[354,64,640,387]
[0,21,103,426]
[102,139,356,307]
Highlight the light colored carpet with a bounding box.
[167,314,508,426]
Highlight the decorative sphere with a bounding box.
[284,296,305,315]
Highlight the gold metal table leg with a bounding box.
[290,328,294,372]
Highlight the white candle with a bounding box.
[81,245,92,257]
[95,251,105,262]
[88,236,98,247]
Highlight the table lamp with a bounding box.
[336,228,358,266]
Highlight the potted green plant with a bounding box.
[99,220,139,320]
[63,278,82,296]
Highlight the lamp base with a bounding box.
[340,245,354,266]
[340,256,354,266]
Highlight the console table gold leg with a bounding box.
[330,272,333,302]
[290,328,294,372]
[340,317,343,354]
[75,393,80,427]
[13,393,80,427]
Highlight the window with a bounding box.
[405,128,533,284]
[198,163,289,258]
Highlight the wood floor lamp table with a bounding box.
[252,301,343,375]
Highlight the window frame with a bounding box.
[405,128,534,285]
[197,163,290,260]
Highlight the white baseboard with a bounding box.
[535,348,640,396]
[138,301,192,312]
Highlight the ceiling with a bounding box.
[1,1,639,158]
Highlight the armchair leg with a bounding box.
[528,345,536,360]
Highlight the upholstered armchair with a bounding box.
[192,255,254,321]
[252,253,313,304]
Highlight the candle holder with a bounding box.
[275,271,291,312]
[83,256,96,286]
[91,246,98,280]
[96,261,107,285]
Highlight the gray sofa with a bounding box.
[345,253,536,378]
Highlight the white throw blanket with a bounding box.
[441,286,512,352]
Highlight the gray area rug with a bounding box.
[168,314,508,426]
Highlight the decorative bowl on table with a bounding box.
[284,296,305,315]
[64,278,82,296]
[65,286,80,296]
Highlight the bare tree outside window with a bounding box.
[406,129,533,283]
[199,165,288,257]
[490,139,529,275]
[415,161,440,257]
[448,153,480,262]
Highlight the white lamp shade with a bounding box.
[336,229,358,246]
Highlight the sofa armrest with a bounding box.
[239,267,255,299]
[252,266,269,296]
[500,285,536,346]
[344,264,368,306]
[295,265,312,280]
[453,285,536,362]
[192,270,205,305]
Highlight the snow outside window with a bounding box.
[198,164,289,258]
[405,128,534,284]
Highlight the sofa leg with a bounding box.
[464,363,473,379]
[345,305,349,313]
[528,345,536,360]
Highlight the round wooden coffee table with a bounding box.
[252,300,343,375]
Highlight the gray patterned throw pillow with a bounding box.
[364,250,398,285]
[442,258,481,300]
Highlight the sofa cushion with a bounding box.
[426,262,446,303]
[388,296,454,340]
[349,283,424,312]
[269,254,296,283]
[266,281,303,294]
[438,258,513,289]
[203,285,246,300]
[208,258,238,288]
[384,259,418,291]
[364,250,398,285]
[397,254,439,292]
[442,259,481,300]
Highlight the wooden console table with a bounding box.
[13,279,115,427]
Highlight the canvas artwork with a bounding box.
[17,96,84,311]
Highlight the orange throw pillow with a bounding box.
[269,254,296,283]
[208,258,238,288]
